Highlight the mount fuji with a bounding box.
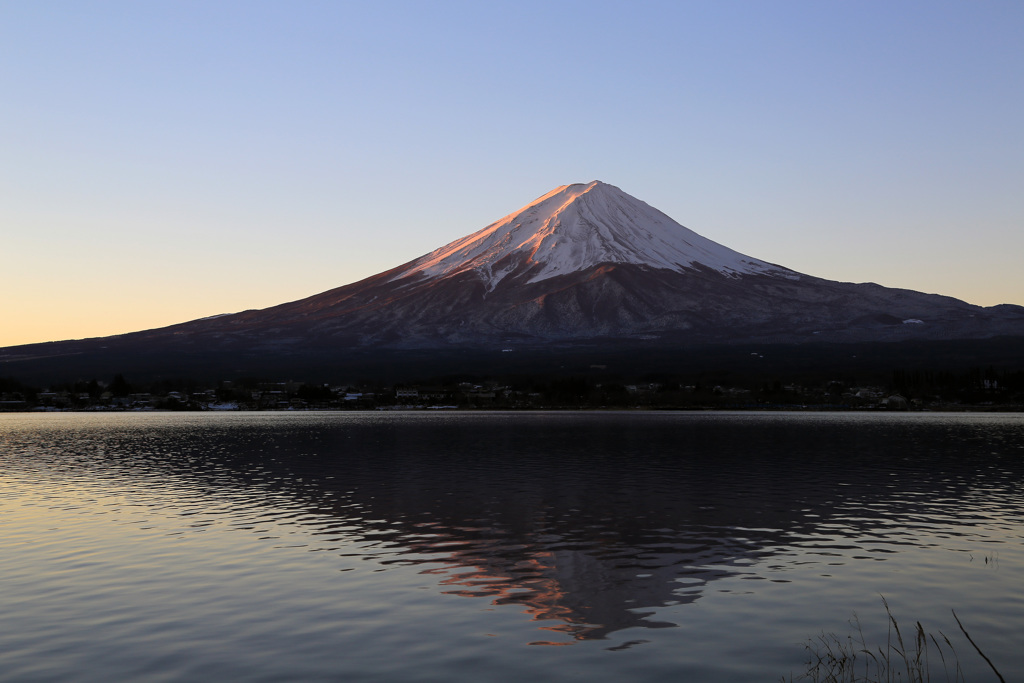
[4,181,1024,381]
[168,180,1020,346]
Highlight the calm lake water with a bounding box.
[2,411,1023,681]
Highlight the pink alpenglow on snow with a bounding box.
[390,181,798,291]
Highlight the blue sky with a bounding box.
[2,1,1023,346]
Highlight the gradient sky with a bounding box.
[3,1,1023,348]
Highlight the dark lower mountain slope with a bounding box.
[3,263,1023,385]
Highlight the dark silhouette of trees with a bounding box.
[109,374,132,398]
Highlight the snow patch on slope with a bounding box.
[390,181,797,289]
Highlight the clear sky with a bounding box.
[2,1,1023,348]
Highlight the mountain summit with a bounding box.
[4,181,1024,382]
[390,181,795,290]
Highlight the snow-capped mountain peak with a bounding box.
[390,181,796,289]
[10,179,1024,378]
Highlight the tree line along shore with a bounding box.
[3,367,1023,412]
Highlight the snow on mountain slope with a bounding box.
[389,181,798,290]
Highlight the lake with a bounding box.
[2,411,1022,681]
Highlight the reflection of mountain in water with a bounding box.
[385,512,741,643]
[48,413,1024,644]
